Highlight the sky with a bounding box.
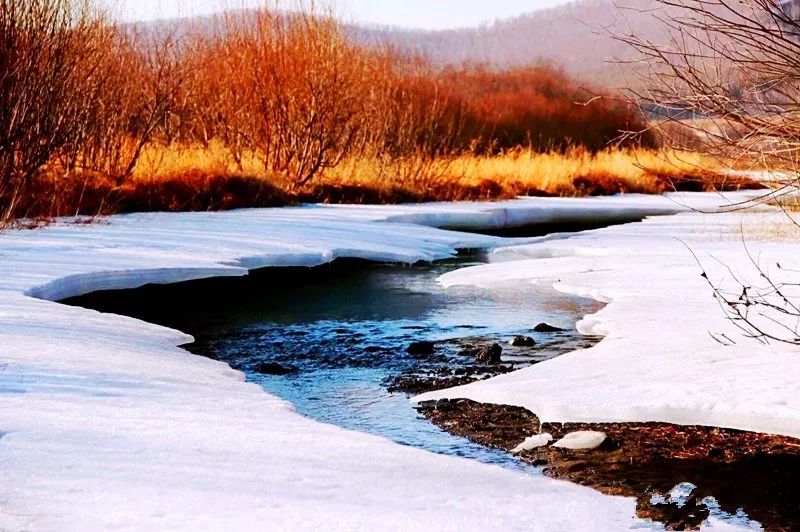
[110,0,570,29]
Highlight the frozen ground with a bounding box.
[0,194,760,530]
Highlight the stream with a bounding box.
[63,248,778,530]
[66,252,601,471]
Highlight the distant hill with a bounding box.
[137,0,673,89]
[350,0,673,88]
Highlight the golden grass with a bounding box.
[422,148,722,195]
[742,219,800,241]
[10,143,754,223]
[132,143,733,199]
[132,141,279,184]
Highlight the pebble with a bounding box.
[407,341,435,356]
[533,323,566,333]
[509,336,536,347]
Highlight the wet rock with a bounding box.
[638,488,710,531]
[434,399,455,412]
[387,364,516,395]
[417,398,542,452]
[407,341,435,356]
[418,398,800,531]
[553,431,607,450]
[509,335,536,347]
[387,374,477,395]
[474,343,503,365]
[416,400,438,410]
[253,362,299,376]
[534,323,566,333]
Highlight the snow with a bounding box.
[511,433,554,453]
[416,202,800,442]
[553,432,608,450]
[0,193,757,530]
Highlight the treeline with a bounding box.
[0,0,654,223]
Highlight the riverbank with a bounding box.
[0,193,771,530]
[408,198,800,528]
[418,398,800,529]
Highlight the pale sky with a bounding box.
[109,0,570,29]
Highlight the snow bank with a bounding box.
[417,204,800,441]
[0,193,750,530]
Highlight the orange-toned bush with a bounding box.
[80,30,193,184]
[435,65,657,154]
[0,0,110,222]
[191,8,385,188]
[0,0,195,222]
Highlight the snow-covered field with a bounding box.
[0,193,771,530]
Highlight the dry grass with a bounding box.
[428,148,726,195]
[293,147,756,198]
[9,143,761,222]
[124,144,759,204]
[131,142,275,184]
[135,143,723,191]
[742,220,800,241]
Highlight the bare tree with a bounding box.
[620,0,800,190]
[81,29,193,184]
[198,4,378,189]
[0,0,107,223]
[621,0,800,344]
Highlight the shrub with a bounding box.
[193,7,382,189]
[437,65,657,154]
[0,0,108,222]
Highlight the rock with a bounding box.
[253,362,299,376]
[415,400,438,410]
[533,323,566,333]
[406,341,435,356]
[475,343,503,365]
[511,433,553,453]
[552,431,607,450]
[509,335,536,347]
[435,399,455,412]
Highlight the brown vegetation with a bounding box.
[0,0,741,226]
